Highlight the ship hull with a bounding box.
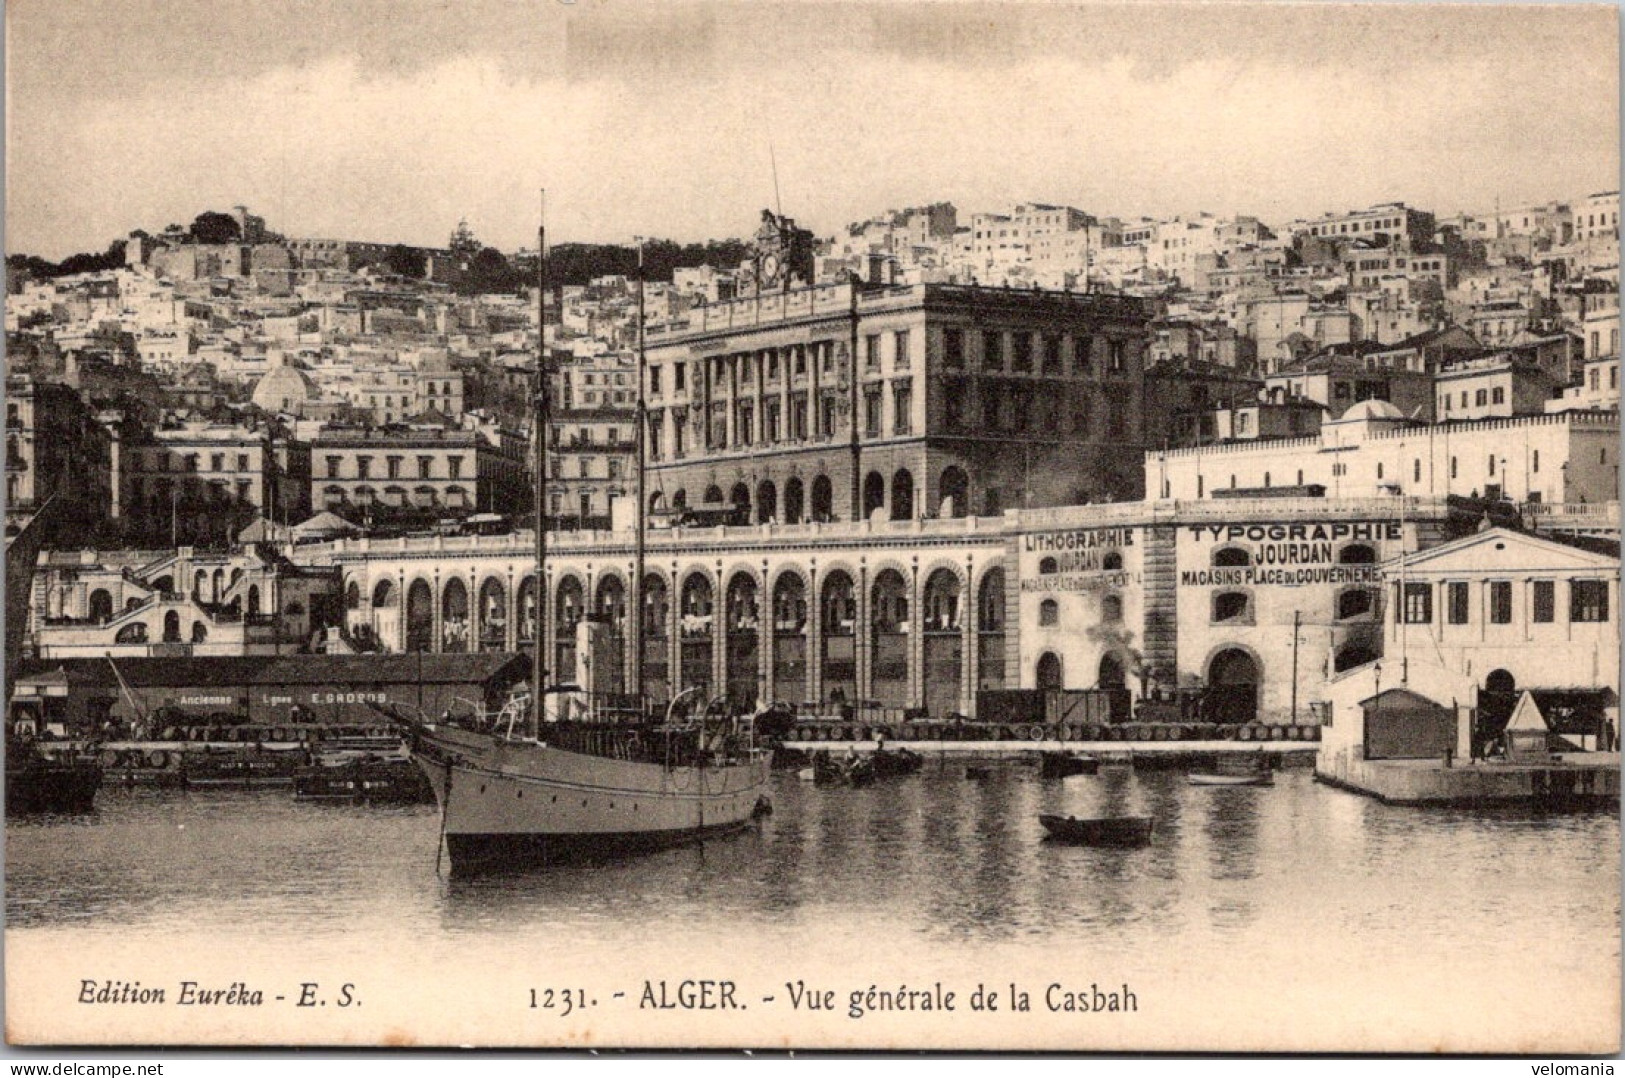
[409,724,772,875]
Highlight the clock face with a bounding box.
[762,253,782,281]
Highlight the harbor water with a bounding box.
[6,762,1619,1051]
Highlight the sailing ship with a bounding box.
[398,209,772,874]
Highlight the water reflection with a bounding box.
[7,766,1618,992]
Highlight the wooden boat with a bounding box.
[1039,752,1099,779]
[1039,814,1154,847]
[6,741,102,813]
[1188,771,1274,787]
[871,746,923,778]
[181,748,304,787]
[393,219,773,875]
[400,693,771,874]
[294,751,434,804]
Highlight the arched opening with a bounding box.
[1207,648,1261,725]
[194,569,208,601]
[1337,588,1377,620]
[246,585,261,617]
[1097,652,1126,691]
[1485,669,1516,694]
[771,574,808,705]
[725,573,761,710]
[862,471,886,520]
[478,577,508,652]
[1213,546,1251,567]
[1039,598,1059,626]
[88,589,113,624]
[345,581,361,610]
[783,477,805,525]
[1037,651,1064,691]
[640,574,670,702]
[372,579,395,607]
[649,490,666,515]
[922,569,962,717]
[1039,557,1059,575]
[729,482,751,520]
[191,621,208,644]
[163,610,182,642]
[679,573,714,699]
[810,475,834,522]
[593,575,627,694]
[702,484,723,505]
[115,622,148,645]
[890,468,914,521]
[870,569,910,707]
[1339,544,1377,564]
[756,480,777,524]
[820,571,857,707]
[554,576,584,682]
[1333,643,1378,672]
[671,489,688,511]
[977,567,1007,690]
[441,577,470,653]
[406,579,434,652]
[516,576,537,648]
[939,466,969,519]
[1102,552,1123,571]
[1101,593,1123,623]
[212,569,224,602]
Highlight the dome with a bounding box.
[1339,399,1407,422]
[251,363,318,414]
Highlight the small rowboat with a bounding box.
[1039,814,1154,847]
[1188,772,1274,787]
[1039,752,1099,779]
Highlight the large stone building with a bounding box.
[4,374,111,537]
[290,492,1615,724]
[309,426,525,523]
[641,280,1155,526]
[1150,402,1619,505]
[111,421,310,545]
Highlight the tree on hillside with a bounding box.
[459,246,522,295]
[384,244,427,278]
[189,212,242,245]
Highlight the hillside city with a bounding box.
[5,190,1619,670]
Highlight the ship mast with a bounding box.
[633,237,647,706]
[532,194,549,731]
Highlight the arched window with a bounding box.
[810,476,833,522]
[1337,588,1376,619]
[890,469,914,521]
[1339,544,1377,564]
[1039,557,1059,575]
[1039,598,1059,627]
[1212,591,1251,623]
[191,621,208,643]
[862,471,885,519]
[1102,552,1123,571]
[1101,593,1123,622]
[1212,546,1251,567]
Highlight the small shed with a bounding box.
[1360,688,1456,760]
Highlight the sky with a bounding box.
[5,0,1619,260]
